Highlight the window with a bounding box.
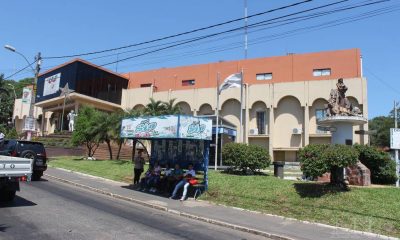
[256,111,266,134]
[140,83,152,88]
[182,79,195,86]
[315,109,328,133]
[256,73,272,81]
[313,68,331,77]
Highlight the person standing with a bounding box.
[133,149,145,185]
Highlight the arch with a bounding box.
[177,101,192,115]
[274,96,304,148]
[249,101,269,135]
[198,103,214,116]
[309,98,329,134]
[276,95,301,108]
[221,99,241,141]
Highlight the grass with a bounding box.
[48,157,400,238]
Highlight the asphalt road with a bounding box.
[0,179,269,240]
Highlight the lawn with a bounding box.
[48,157,400,238]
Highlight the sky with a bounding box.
[0,0,399,118]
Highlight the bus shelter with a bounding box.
[120,115,212,189]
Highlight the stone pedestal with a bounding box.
[346,161,371,186]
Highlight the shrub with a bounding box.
[353,144,397,184]
[299,144,359,186]
[222,142,270,174]
[298,144,329,178]
[0,124,18,139]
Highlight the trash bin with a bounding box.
[273,161,285,179]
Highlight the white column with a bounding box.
[269,106,274,162]
[304,105,310,146]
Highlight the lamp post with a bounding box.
[4,44,41,140]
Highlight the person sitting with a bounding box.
[165,163,184,194]
[139,162,161,192]
[170,164,196,201]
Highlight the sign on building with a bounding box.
[390,128,400,149]
[22,88,32,104]
[43,73,61,96]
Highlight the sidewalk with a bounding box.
[44,167,394,240]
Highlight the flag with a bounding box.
[219,73,242,93]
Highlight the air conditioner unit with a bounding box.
[249,128,259,135]
[292,128,303,134]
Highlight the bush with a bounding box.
[222,142,270,174]
[299,144,359,186]
[353,144,397,184]
[299,144,329,178]
[0,124,18,139]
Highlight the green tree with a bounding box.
[144,98,166,116]
[369,116,395,147]
[299,144,359,187]
[222,142,271,174]
[163,98,181,114]
[71,106,102,158]
[0,74,13,125]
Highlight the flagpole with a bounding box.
[215,72,220,171]
[240,68,244,143]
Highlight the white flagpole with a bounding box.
[240,69,244,142]
[215,72,220,171]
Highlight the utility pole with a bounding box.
[395,100,399,187]
[26,52,41,140]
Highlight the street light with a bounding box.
[4,45,35,73]
[4,44,41,140]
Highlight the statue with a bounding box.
[326,78,362,117]
[67,110,78,132]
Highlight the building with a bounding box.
[12,48,368,163]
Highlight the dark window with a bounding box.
[182,79,195,86]
[313,68,331,77]
[140,83,152,88]
[256,73,272,80]
[0,140,17,152]
[17,142,45,154]
[315,109,328,133]
[256,111,266,134]
[345,139,353,145]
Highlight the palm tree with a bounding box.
[144,98,166,116]
[163,98,181,114]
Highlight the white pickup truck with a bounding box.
[0,155,32,202]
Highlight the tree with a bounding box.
[222,142,271,174]
[163,98,181,114]
[369,116,394,148]
[0,74,12,125]
[144,98,166,116]
[299,144,359,187]
[71,106,102,158]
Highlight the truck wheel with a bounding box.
[32,171,43,181]
[21,150,36,160]
[0,189,16,202]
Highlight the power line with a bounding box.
[114,3,399,71]
[4,61,36,80]
[43,0,314,59]
[100,0,387,67]
[365,67,400,95]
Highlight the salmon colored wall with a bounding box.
[125,49,360,92]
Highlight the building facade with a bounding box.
[12,48,368,162]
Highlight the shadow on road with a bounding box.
[0,224,9,232]
[0,196,37,208]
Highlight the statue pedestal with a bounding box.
[318,116,370,186]
[318,116,367,145]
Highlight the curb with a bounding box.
[44,173,294,240]
[44,169,398,240]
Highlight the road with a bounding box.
[0,179,269,240]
